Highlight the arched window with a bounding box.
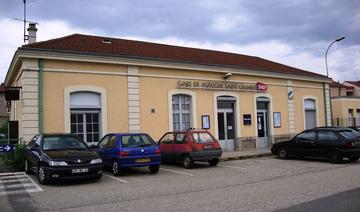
[172,94,192,131]
[70,92,101,143]
[304,99,317,129]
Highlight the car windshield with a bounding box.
[42,136,87,150]
[121,135,156,148]
[192,132,213,143]
[339,130,360,140]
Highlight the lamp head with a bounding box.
[223,72,232,80]
[335,36,345,42]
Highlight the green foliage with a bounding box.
[0,122,7,134]
[6,142,26,171]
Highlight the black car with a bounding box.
[271,127,360,163]
[348,126,360,133]
[25,134,103,184]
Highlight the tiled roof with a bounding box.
[22,34,327,79]
[345,81,360,88]
[330,81,354,89]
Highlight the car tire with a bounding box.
[149,165,160,173]
[277,148,288,159]
[328,151,343,164]
[208,158,219,166]
[348,156,359,162]
[25,159,32,174]
[37,165,49,185]
[183,155,193,169]
[112,161,121,176]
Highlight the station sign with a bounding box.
[177,80,267,92]
[0,144,14,154]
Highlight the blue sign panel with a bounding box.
[0,145,14,154]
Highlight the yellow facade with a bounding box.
[7,56,330,149]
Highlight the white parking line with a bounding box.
[0,183,35,189]
[219,165,247,170]
[0,172,25,176]
[0,172,43,196]
[1,178,31,183]
[1,175,28,180]
[160,168,194,176]
[103,174,128,183]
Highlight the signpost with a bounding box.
[0,144,14,154]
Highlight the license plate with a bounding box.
[135,158,151,163]
[72,168,89,173]
[204,145,212,150]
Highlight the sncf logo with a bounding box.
[256,82,268,91]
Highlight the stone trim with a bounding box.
[128,66,141,132]
[287,80,295,133]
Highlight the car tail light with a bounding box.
[118,151,129,156]
[155,149,161,155]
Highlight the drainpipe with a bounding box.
[323,82,328,127]
[38,59,44,134]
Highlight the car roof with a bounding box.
[313,127,353,131]
[112,133,150,136]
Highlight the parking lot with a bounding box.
[1,156,360,212]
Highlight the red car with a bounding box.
[158,129,222,168]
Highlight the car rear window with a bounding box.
[339,130,360,140]
[43,136,87,150]
[192,132,213,143]
[121,135,156,148]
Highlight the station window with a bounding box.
[70,92,101,143]
[172,94,192,131]
[304,99,317,130]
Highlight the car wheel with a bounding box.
[37,165,48,185]
[208,158,219,166]
[112,161,121,176]
[277,148,288,159]
[25,159,32,174]
[149,165,160,173]
[328,151,343,164]
[348,156,359,162]
[183,155,193,169]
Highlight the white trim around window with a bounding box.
[213,91,241,139]
[168,89,197,131]
[302,96,320,130]
[64,85,107,136]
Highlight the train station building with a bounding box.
[4,28,332,150]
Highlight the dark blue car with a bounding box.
[95,133,161,175]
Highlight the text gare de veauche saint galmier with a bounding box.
[177,80,268,92]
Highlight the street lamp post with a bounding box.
[325,36,345,77]
[324,36,345,127]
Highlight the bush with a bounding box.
[6,142,27,171]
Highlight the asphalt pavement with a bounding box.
[0,156,359,212]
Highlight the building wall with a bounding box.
[331,97,360,126]
[43,60,129,134]
[7,58,329,145]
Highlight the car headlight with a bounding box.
[90,158,103,164]
[49,161,68,166]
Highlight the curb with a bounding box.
[220,153,272,162]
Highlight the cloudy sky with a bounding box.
[0,0,359,82]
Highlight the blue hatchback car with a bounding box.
[95,133,161,175]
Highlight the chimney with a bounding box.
[27,22,38,44]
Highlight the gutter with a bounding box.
[38,59,44,134]
[323,82,328,127]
